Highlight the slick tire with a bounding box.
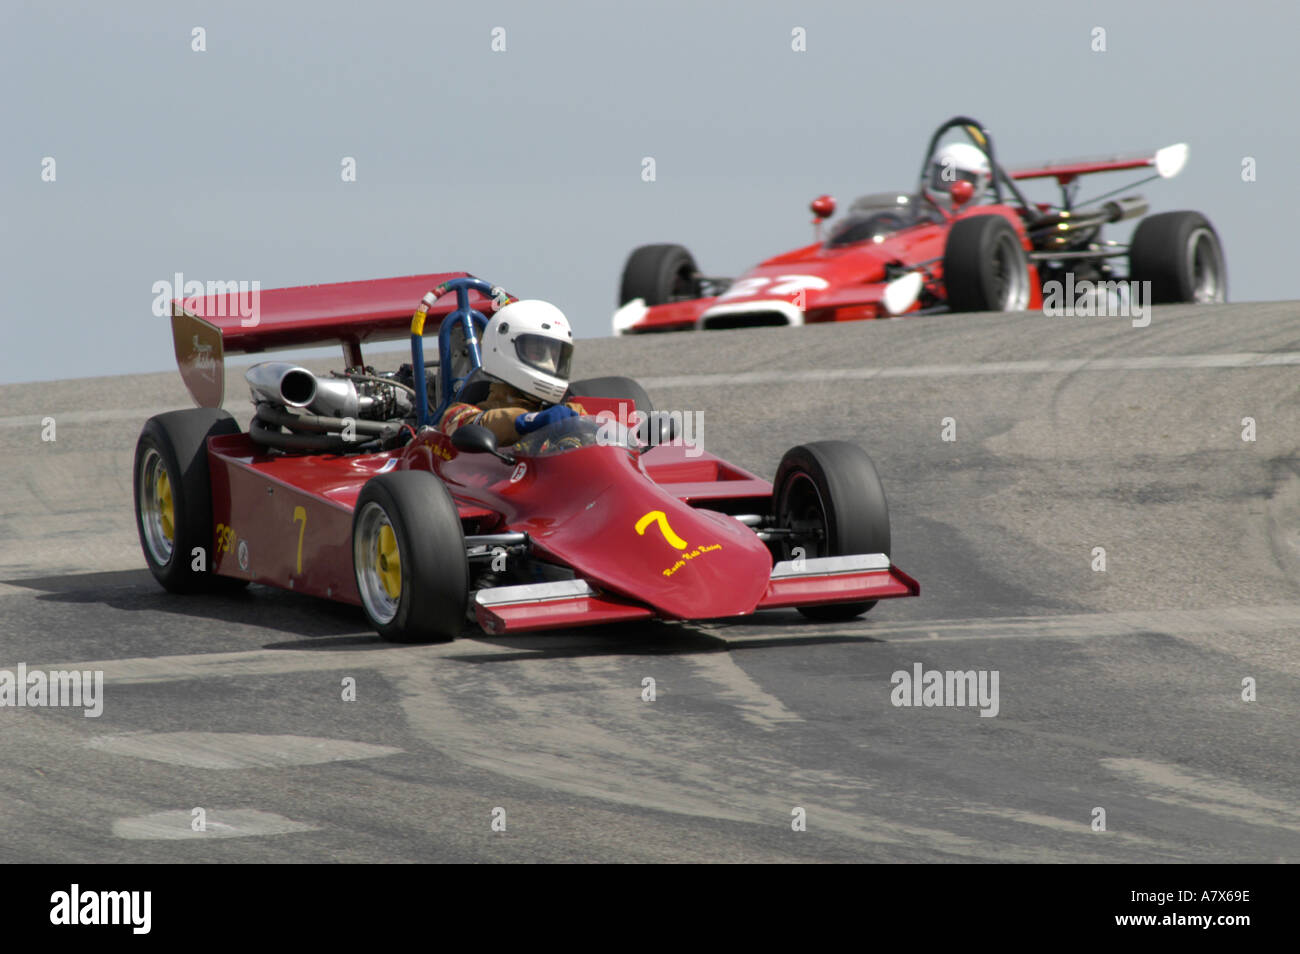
[1128,211,1227,304]
[566,376,667,445]
[772,441,891,622]
[565,376,654,415]
[619,244,699,307]
[942,214,1032,312]
[134,409,245,593]
[352,471,468,643]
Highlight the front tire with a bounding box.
[772,441,891,622]
[1128,211,1227,304]
[353,471,468,642]
[619,244,700,306]
[134,409,242,593]
[943,214,1032,313]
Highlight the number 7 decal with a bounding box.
[636,510,688,550]
[292,506,307,575]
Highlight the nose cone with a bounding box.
[614,506,773,620]
[519,454,773,620]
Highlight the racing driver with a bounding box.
[927,141,992,207]
[438,299,586,445]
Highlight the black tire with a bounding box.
[619,244,699,306]
[943,214,1032,312]
[134,409,243,593]
[352,471,468,642]
[565,376,654,415]
[1128,211,1227,304]
[772,441,891,622]
[566,376,663,444]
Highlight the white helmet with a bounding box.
[481,299,574,404]
[928,142,991,204]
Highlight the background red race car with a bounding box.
[612,116,1227,334]
[135,275,918,642]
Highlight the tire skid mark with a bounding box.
[1101,757,1300,834]
[391,652,1049,859]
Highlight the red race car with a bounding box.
[612,116,1226,334]
[135,275,918,642]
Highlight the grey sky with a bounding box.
[3,0,1295,385]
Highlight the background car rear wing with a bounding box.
[170,272,495,408]
[1007,143,1189,185]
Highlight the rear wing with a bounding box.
[1007,143,1189,185]
[170,272,496,407]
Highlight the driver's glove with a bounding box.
[515,405,578,435]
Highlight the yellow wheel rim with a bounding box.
[376,524,401,599]
[139,448,176,566]
[156,470,174,542]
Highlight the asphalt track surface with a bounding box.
[1,303,1297,863]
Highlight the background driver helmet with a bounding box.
[928,142,991,204]
[481,299,574,404]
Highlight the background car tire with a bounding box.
[943,214,1032,312]
[1128,211,1227,304]
[772,441,891,622]
[134,409,243,593]
[619,244,700,306]
[352,471,468,643]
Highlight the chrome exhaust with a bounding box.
[245,362,361,417]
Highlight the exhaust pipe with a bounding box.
[305,379,362,418]
[245,362,361,417]
[1102,196,1149,224]
[246,362,316,407]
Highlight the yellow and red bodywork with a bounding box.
[203,398,917,633]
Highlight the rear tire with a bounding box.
[772,441,891,622]
[943,215,1032,312]
[566,376,661,444]
[353,471,468,642]
[1128,211,1227,304]
[134,409,243,593]
[619,244,699,306]
[565,376,654,415]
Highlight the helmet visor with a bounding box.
[514,334,573,378]
[929,164,984,194]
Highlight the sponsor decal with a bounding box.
[661,542,723,578]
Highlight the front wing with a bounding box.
[473,554,919,634]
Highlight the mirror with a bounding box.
[810,195,836,219]
[452,424,502,457]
